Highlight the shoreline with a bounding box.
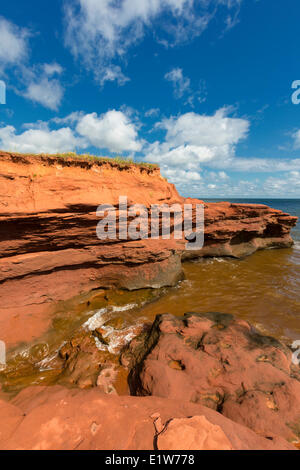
[0,151,299,450]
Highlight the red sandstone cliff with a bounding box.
[0,151,297,347]
[0,152,299,451]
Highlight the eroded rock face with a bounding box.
[184,201,298,259]
[0,152,183,346]
[122,312,300,444]
[58,330,118,390]
[0,151,297,347]
[0,385,295,450]
[57,321,145,392]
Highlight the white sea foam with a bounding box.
[112,303,137,312]
[106,326,139,354]
[83,308,108,331]
[93,322,145,355]
[83,303,139,331]
[293,241,300,250]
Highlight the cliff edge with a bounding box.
[0,151,297,347]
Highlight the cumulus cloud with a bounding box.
[19,61,64,110]
[163,166,202,184]
[23,76,64,111]
[51,111,85,126]
[140,107,300,195]
[1,103,300,197]
[141,107,250,192]
[0,17,29,71]
[0,125,84,154]
[160,108,249,148]
[64,0,243,85]
[145,107,249,171]
[76,110,142,153]
[0,109,142,155]
[0,16,64,110]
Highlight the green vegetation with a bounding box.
[3,150,159,171]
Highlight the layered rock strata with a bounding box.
[0,151,297,347]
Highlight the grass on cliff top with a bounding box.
[3,150,159,171]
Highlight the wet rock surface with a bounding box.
[0,312,299,450]
[0,288,157,394]
[121,312,300,444]
[0,152,298,450]
[0,151,297,347]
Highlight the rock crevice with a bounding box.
[121,312,300,444]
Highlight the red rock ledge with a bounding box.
[122,312,300,447]
[0,312,299,450]
[0,151,297,347]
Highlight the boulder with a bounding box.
[122,312,300,445]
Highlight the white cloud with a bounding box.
[263,171,300,195]
[0,17,64,110]
[148,142,217,168]
[76,110,142,153]
[21,61,64,111]
[208,170,229,181]
[142,107,300,196]
[145,108,160,117]
[162,166,202,184]
[64,0,243,84]
[165,67,190,98]
[145,107,249,172]
[165,68,207,106]
[51,111,85,126]
[160,108,248,147]
[218,170,228,180]
[99,65,130,86]
[0,17,29,71]
[23,76,64,111]
[0,109,142,155]
[218,157,300,172]
[43,62,63,76]
[1,103,300,197]
[0,125,84,154]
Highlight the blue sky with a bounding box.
[0,0,300,198]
